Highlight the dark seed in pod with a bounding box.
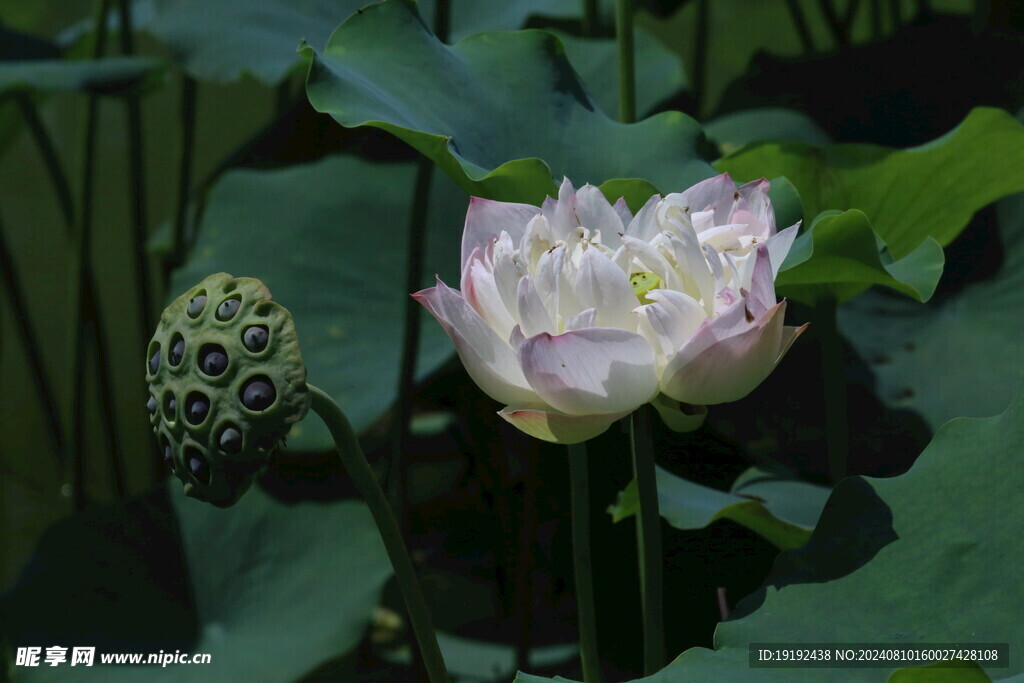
[188,452,210,484]
[198,345,228,376]
[164,445,172,461]
[243,325,269,353]
[255,434,277,452]
[241,378,276,411]
[216,298,241,321]
[148,350,160,375]
[186,393,209,425]
[168,398,176,414]
[147,396,157,413]
[169,337,185,366]
[219,426,243,453]
[187,295,207,318]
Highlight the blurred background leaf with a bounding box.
[4,482,391,681]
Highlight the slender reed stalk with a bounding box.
[615,0,636,123]
[568,441,602,682]
[115,0,152,337]
[692,0,710,117]
[583,0,600,37]
[14,94,75,236]
[0,214,67,464]
[387,158,433,527]
[630,404,664,674]
[308,385,450,683]
[168,75,197,276]
[784,0,816,53]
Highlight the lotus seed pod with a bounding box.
[146,273,310,507]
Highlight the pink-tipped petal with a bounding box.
[777,322,809,361]
[498,405,627,443]
[660,301,788,405]
[679,173,737,223]
[461,197,538,270]
[735,177,774,233]
[650,393,707,433]
[519,328,658,416]
[413,279,537,406]
[462,253,517,339]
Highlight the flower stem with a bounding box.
[630,403,664,674]
[816,300,849,483]
[568,441,602,682]
[615,0,636,123]
[308,384,450,683]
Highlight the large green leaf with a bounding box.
[13,483,391,682]
[609,466,831,550]
[838,187,1024,431]
[304,0,713,207]
[776,209,945,305]
[715,107,1024,259]
[521,387,1024,681]
[170,154,465,449]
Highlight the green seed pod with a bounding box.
[146,273,309,507]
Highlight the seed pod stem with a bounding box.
[308,384,450,683]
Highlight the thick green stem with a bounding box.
[817,300,849,483]
[630,404,664,674]
[308,385,450,683]
[615,0,636,124]
[568,441,602,682]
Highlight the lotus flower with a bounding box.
[414,174,807,444]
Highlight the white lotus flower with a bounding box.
[414,173,807,443]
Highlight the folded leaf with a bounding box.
[777,209,945,305]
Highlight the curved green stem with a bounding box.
[307,384,450,683]
[615,0,636,124]
[816,299,848,483]
[568,441,602,682]
[630,404,664,674]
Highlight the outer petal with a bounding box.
[519,327,658,416]
[765,222,800,279]
[498,404,627,443]
[542,177,579,241]
[660,301,788,405]
[413,279,538,406]
[734,177,774,235]
[461,197,538,270]
[611,197,633,230]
